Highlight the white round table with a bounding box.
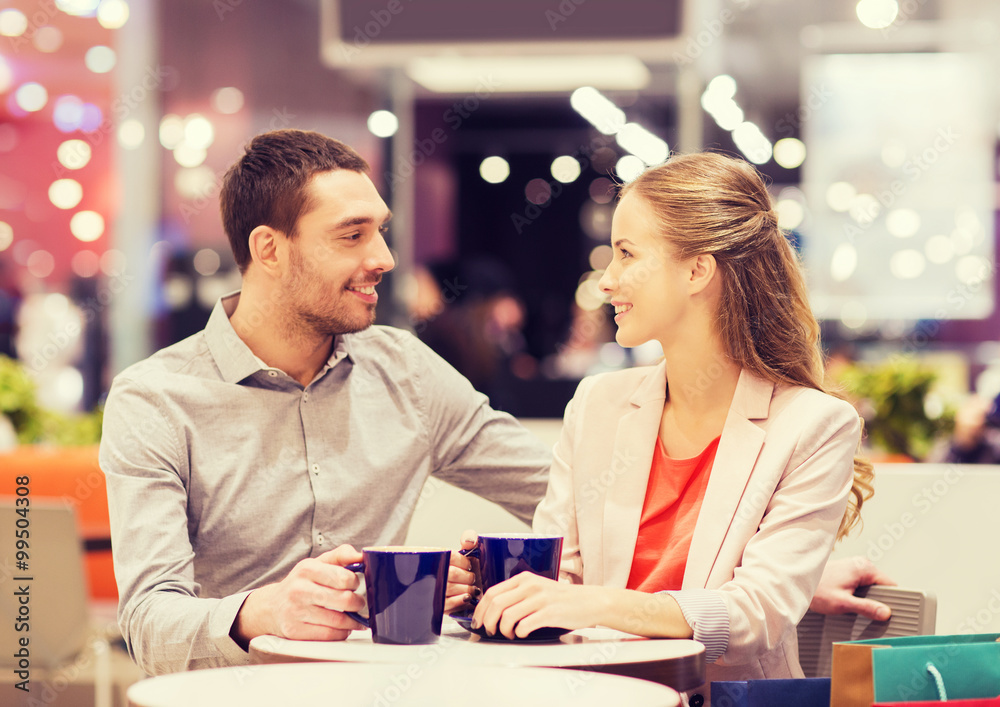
[248,617,705,692]
[127,662,682,707]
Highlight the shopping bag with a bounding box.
[711,678,830,707]
[830,633,1000,707]
[874,699,1000,706]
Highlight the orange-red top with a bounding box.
[626,435,720,592]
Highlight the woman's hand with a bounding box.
[444,529,479,614]
[471,572,605,639]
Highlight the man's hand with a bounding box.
[810,556,896,621]
[232,544,366,648]
[444,529,478,614]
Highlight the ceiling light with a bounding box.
[571,86,626,135]
[407,56,649,93]
[615,123,668,165]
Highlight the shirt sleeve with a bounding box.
[99,372,251,675]
[408,333,551,524]
[663,589,729,662]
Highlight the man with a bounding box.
[99,130,550,675]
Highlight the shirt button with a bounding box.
[317,533,324,545]
[303,392,310,402]
[267,370,278,378]
[312,464,320,475]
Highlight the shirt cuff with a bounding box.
[210,590,255,666]
[664,589,729,663]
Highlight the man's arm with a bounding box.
[809,556,896,621]
[101,375,365,674]
[409,335,552,522]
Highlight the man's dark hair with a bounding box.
[220,129,370,273]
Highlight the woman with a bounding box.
[471,152,872,696]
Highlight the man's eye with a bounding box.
[379,226,389,235]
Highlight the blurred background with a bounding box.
[2,0,1000,460]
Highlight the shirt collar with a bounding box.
[204,290,353,385]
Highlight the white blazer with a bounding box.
[533,361,860,687]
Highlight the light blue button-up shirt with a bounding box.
[100,292,551,675]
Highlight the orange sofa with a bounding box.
[0,444,117,600]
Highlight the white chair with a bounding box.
[796,585,937,678]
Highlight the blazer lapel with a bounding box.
[683,370,773,589]
[601,362,666,588]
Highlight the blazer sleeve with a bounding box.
[532,378,589,584]
[683,393,860,667]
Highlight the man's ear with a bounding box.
[247,225,284,277]
[687,253,718,295]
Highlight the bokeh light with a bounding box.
[34,26,63,53]
[367,110,399,138]
[56,140,91,169]
[184,114,214,149]
[26,250,56,279]
[550,155,582,183]
[118,119,145,149]
[525,178,552,206]
[15,83,48,112]
[615,155,645,182]
[856,0,899,29]
[97,0,130,29]
[174,144,207,168]
[0,9,28,36]
[588,177,615,204]
[0,221,13,251]
[71,250,102,278]
[49,179,84,209]
[193,248,221,276]
[479,156,510,184]
[70,211,105,242]
[211,86,244,114]
[85,45,117,74]
[773,138,806,169]
[159,114,185,149]
[53,95,86,132]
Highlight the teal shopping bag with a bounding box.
[830,633,1000,707]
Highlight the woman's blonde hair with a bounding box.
[620,152,872,540]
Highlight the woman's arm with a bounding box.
[472,572,693,639]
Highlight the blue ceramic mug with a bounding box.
[345,546,451,645]
[462,533,563,595]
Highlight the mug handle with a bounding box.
[343,561,369,628]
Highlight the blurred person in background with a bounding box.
[0,258,20,359]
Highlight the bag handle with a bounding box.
[925,662,947,701]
